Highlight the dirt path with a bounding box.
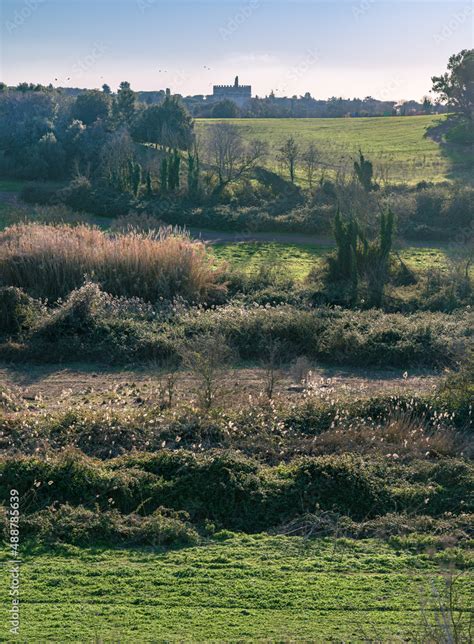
[188,227,451,249]
[0,362,440,411]
[188,228,334,246]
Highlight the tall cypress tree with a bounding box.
[160,157,168,192]
[146,170,153,197]
[169,149,180,190]
[187,149,200,197]
[131,161,142,197]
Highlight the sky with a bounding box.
[0,0,472,101]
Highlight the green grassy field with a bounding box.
[212,241,453,279]
[0,179,27,192]
[1,535,471,641]
[197,115,471,185]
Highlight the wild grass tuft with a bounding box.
[0,223,225,303]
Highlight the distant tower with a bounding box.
[212,76,251,108]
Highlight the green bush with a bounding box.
[0,286,42,335]
[12,504,199,547]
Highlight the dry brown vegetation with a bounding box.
[0,223,225,302]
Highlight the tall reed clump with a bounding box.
[0,224,225,303]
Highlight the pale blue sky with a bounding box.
[1,0,472,100]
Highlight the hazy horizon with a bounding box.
[1,0,472,101]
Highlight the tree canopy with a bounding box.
[132,96,193,150]
[72,90,111,126]
[431,49,474,121]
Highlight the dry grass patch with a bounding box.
[0,223,225,303]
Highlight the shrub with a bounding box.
[0,286,42,335]
[178,332,233,410]
[29,283,174,363]
[284,455,387,519]
[16,504,199,547]
[55,176,94,211]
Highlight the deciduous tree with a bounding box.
[431,49,474,120]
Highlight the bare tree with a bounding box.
[205,123,267,191]
[155,356,180,410]
[179,332,233,410]
[277,136,300,183]
[302,142,319,188]
[261,337,284,399]
[99,129,135,191]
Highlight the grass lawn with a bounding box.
[1,535,471,641]
[0,179,27,192]
[212,241,452,280]
[197,115,472,185]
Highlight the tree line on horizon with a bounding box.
[0,81,446,119]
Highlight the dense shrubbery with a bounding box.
[0,281,471,367]
[182,304,470,367]
[0,220,470,366]
[0,282,470,367]
[2,502,472,548]
[1,451,471,536]
[394,184,474,240]
[1,350,471,545]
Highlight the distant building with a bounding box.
[212,76,251,108]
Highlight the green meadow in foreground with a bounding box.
[1,535,472,641]
[197,115,472,184]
